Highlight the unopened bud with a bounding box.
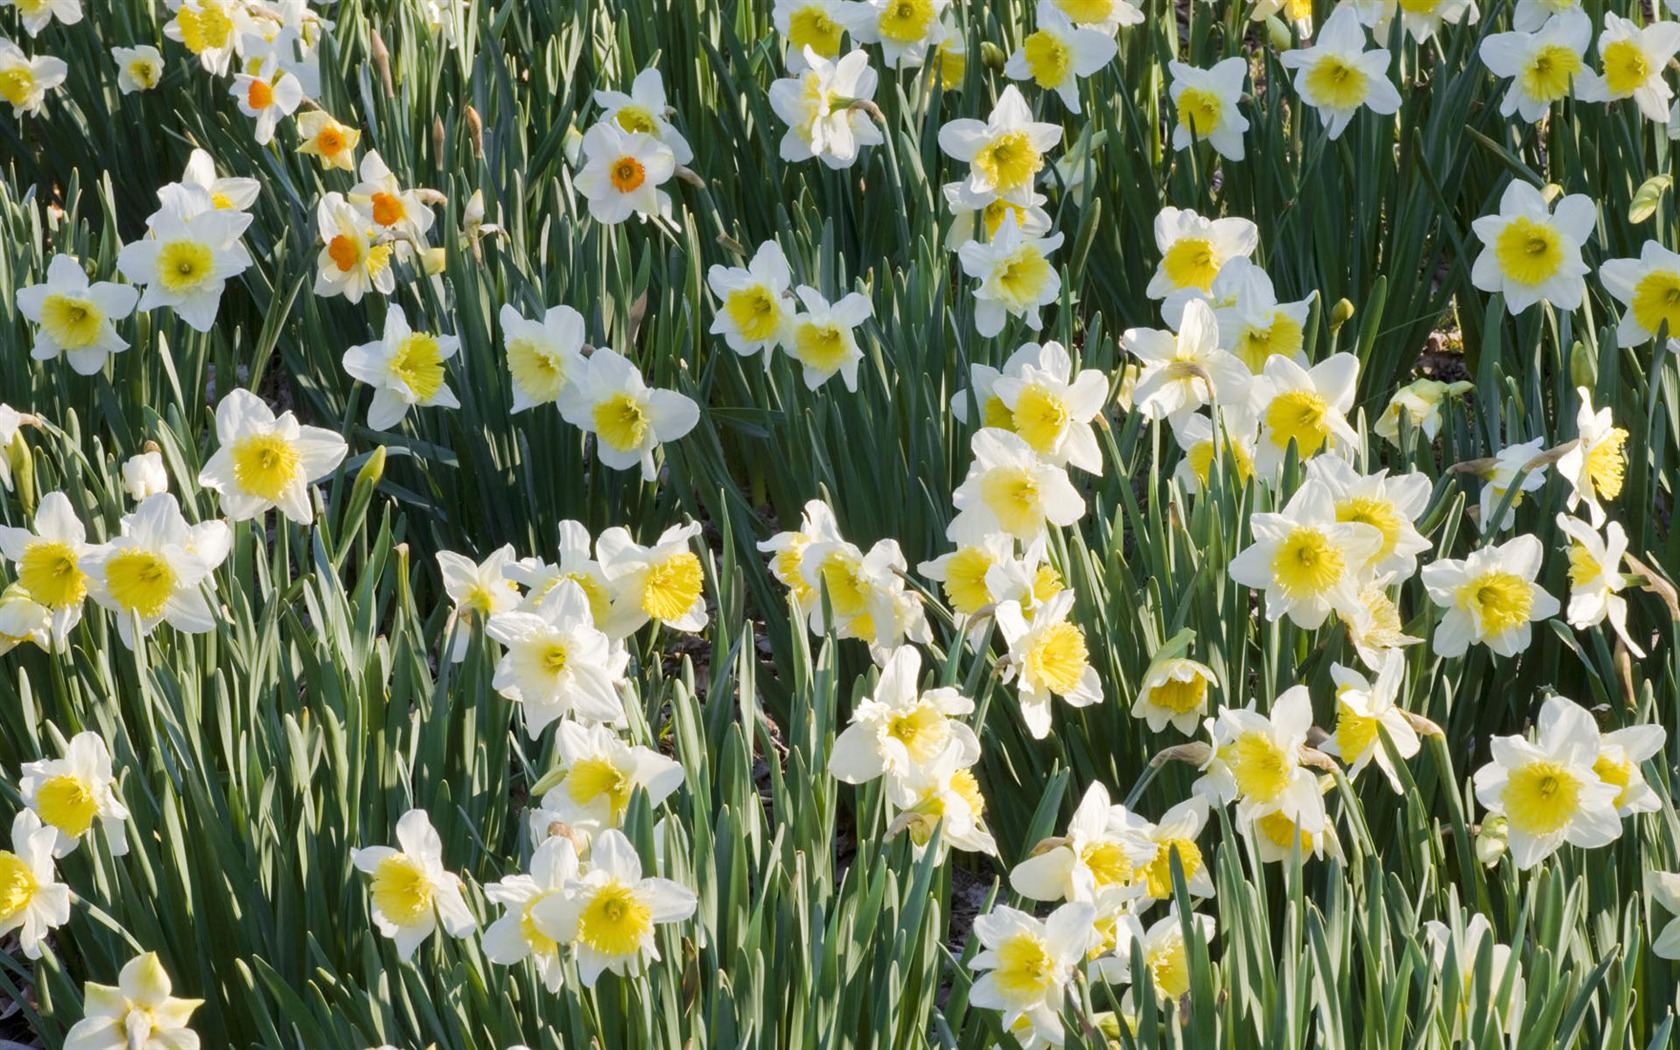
[1329,298,1356,333]
[980,41,1006,72]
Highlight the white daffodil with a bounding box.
[0,810,69,960]
[1005,2,1117,114]
[917,521,1014,623]
[1556,514,1643,655]
[0,491,92,647]
[990,339,1107,471]
[120,451,168,502]
[968,902,1097,1046]
[1422,534,1559,658]
[1125,299,1253,424]
[758,498,843,611]
[949,428,1084,543]
[230,52,303,145]
[169,147,261,216]
[1111,906,1215,1006]
[351,809,476,960]
[1244,792,1342,864]
[0,38,66,116]
[958,216,1063,337]
[943,180,1054,251]
[482,836,579,993]
[6,0,81,36]
[1345,575,1424,670]
[1593,722,1666,818]
[1476,437,1549,533]
[112,44,164,93]
[484,579,627,734]
[62,951,202,1050]
[1134,797,1215,901]
[1600,240,1680,348]
[1554,386,1628,527]
[1279,6,1402,139]
[843,0,951,68]
[787,285,873,391]
[1305,456,1433,581]
[20,730,128,858]
[1473,694,1620,868]
[501,303,587,411]
[15,254,139,375]
[996,590,1099,739]
[1147,206,1259,300]
[1195,686,1326,833]
[773,0,847,73]
[797,533,905,646]
[197,388,347,523]
[1422,912,1524,1039]
[883,738,996,856]
[1171,405,1259,494]
[1133,656,1218,736]
[596,521,708,636]
[1375,377,1472,447]
[529,829,697,987]
[1168,57,1249,160]
[348,150,435,245]
[1199,258,1314,372]
[1049,0,1142,34]
[530,720,683,838]
[116,206,253,332]
[1012,781,1153,903]
[436,544,520,663]
[1650,871,1680,959]
[557,348,700,481]
[1351,0,1477,43]
[769,47,883,169]
[1470,180,1595,314]
[575,123,675,225]
[1576,13,1680,122]
[343,306,461,430]
[950,342,1044,428]
[164,0,249,75]
[313,192,394,304]
[1514,0,1581,32]
[1477,9,1591,123]
[830,645,979,786]
[938,85,1063,205]
[1320,653,1420,792]
[1228,478,1381,630]
[81,494,231,648]
[0,585,49,655]
[595,67,692,165]
[1251,352,1361,475]
[707,240,796,361]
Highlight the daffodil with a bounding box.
[942,180,1054,250]
[989,339,1107,471]
[1374,377,1472,446]
[916,521,1012,619]
[1477,9,1591,123]
[768,47,884,169]
[1250,352,1361,475]
[1194,686,1327,833]
[1423,534,1559,657]
[1576,13,1680,122]
[938,84,1063,205]
[1651,871,1680,959]
[996,590,1099,738]
[1133,797,1215,901]
[230,52,304,145]
[576,122,676,224]
[1133,656,1218,736]
[797,533,915,649]
[1229,478,1381,629]
[532,719,684,839]
[1470,180,1594,313]
[1600,240,1680,348]
[596,521,708,636]
[1125,299,1253,423]
[1475,437,1549,533]
[499,302,587,411]
[295,109,360,170]
[1252,0,1316,37]
[557,348,700,481]
[1513,0,1581,32]
[0,586,48,654]
[313,192,395,303]
[1168,57,1250,160]
[112,44,164,93]
[1111,906,1215,1006]
[1305,456,1433,581]
[1320,652,1420,792]
[19,730,128,858]
[949,428,1085,543]
[1279,7,1402,140]
[343,305,462,430]
[1421,911,1524,1039]
[1242,791,1343,864]
[437,544,521,662]
[830,645,980,786]
[0,810,68,960]
[1012,781,1153,903]
[1555,514,1643,655]
[930,29,966,89]
[5,0,80,36]
[968,901,1097,1045]
[163,0,246,75]
[1170,406,1259,495]
[1198,258,1314,372]
[62,951,202,1050]
[773,0,847,73]
[116,207,253,332]
[482,836,579,993]
[758,498,843,611]
[81,494,230,648]
[1146,206,1258,302]
[351,809,476,959]
[16,254,139,376]
[1344,574,1424,669]
[1350,0,1478,43]
[843,0,951,68]
[529,828,697,987]
[348,150,436,245]
[1004,2,1117,114]
[0,38,66,116]
[1593,721,1665,818]
[595,67,693,165]
[199,388,347,524]
[169,148,260,217]
[959,214,1063,338]
[1473,694,1620,868]
[0,492,92,646]
[707,240,796,361]
[786,285,873,390]
[1554,386,1629,526]
[484,580,628,734]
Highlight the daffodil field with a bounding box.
[6,0,1680,1047]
